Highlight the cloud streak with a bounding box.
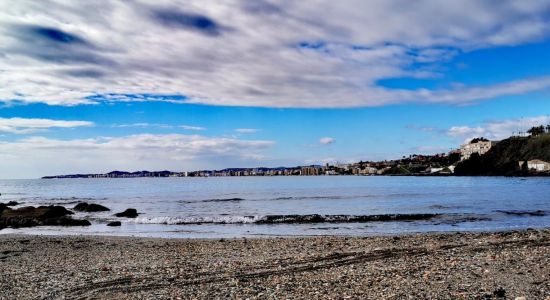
[447,115,550,142]
[0,133,275,178]
[235,128,259,134]
[319,137,335,145]
[181,125,206,131]
[1,1,550,107]
[0,117,93,134]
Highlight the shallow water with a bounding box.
[0,176,549,238]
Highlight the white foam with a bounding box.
[135,215,263,225]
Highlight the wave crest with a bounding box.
[135,213,439,225]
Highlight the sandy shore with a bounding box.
[1,229,549,299]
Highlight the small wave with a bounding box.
[39,197,108,205]
[270,193,445,201]
[311,226,342,230]
[428,204,464,210]
[431,214,492,225]
[19,196,107,202]
[14,196,107,205]
[136,213,440,225]
[180,198,245,204]
[180,193,449,203]
[272,197,294,200]
[203,198,245,203]
[495,210,547,217]
[48,197,107,201]
[47,201,83,205]
[271,196,348,201]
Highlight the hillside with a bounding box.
[455,133,550,176]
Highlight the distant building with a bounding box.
[447,165,456,173]
[300,166,320,176]
[429,167,444,173]
[460,138,493,160]
[363,167,378,175]
[525,159,550,172]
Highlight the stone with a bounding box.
[107,221,121,227]
[493,287,506,298]
[115,208,139,218]
[73,202,110,212]
[43,217,91,226]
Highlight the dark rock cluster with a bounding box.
[0,200,139,229]
[0,205,90,229]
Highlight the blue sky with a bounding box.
[1,1,550,178]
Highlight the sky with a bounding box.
[1,0,550,178]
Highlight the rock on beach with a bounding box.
[73,202,110,212]
[0,205,90,229]
[115,208,139,218]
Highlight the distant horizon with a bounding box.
[20,129,550,179]
[2,1,550,178]
[38,151,451,178]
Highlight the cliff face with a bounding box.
[455,134,550,176]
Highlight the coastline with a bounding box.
[1,229,548,299]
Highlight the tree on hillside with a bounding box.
[470,137,488,143]
[527,125,545,136]
[546,124,550,133]
[448,152,461,164]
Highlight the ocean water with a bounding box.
[0,176,549,238]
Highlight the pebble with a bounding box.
[0,229,548,299]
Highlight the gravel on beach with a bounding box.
[0,229,548,299]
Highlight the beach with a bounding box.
[1,229,548,299]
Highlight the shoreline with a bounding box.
[2,225,550,240]
[35,174,550,179]
[1,229,548,299]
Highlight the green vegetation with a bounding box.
[455,132,550,176]
[383,165,412,175]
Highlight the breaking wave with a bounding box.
[135,213,440,225]
[136,215,261,225]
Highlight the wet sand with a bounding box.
[0,229,549,299]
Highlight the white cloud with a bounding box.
[112,123,173,128]
[181,125,206,131]
[0,134,275,178]
[235,128,260,134]
[446,115,550,142]
[1,1,550,107]
[319,137,335,145]
[0,117,93,134]
[447,126,486,137]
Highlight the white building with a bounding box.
[429,167,444,173]
[363,167,378,175]
[526,159,550,172]
[460,139,493,160]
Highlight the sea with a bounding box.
[0,176,549,238]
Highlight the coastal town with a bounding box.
[43,126,550,179]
